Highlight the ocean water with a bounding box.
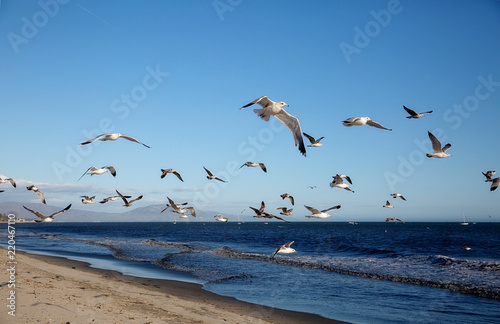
[3,221,500,324]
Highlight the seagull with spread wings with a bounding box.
[0,177,16,188]
[203,166,227,183]
[78,166,117,181]
[271,241,296,258]
[240,96,306,156]
[303,132,324,147]
[426,131,452,158]
[116,190,143,207]
[160,168,184,182]
[403,105,433,119]
[330,174,354,193]
[23,204,72,223]
[342,117,392,131]
[305,205,341,219]
[240,162,267,173]
[383,200,394,208]
[280,193,294,205]
[79,133,150,148]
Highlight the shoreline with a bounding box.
[1,248,349,324]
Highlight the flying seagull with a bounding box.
[330,174,354,193]
[383,200,394,208]
[390,193,406,201]
[161,169,184,182]
[23,204,72,223]
[79,133,150,148]
[78,166,116,181]
[99,195,131,204]
[240,96,306,156]
[81,196,96,204]
[240,161,267,173]
[385,217,405,223]
[305,205,341,219]
[214,214,228,222]
[426,131,452,158]
[249,201,289,223]
[0,177,16,188]
[302,132,324,147]
[482,170,496,181]
[280,193,294,205]
[271,241,296,258]
[161,197,195,217]
[115,189,143,207]
[26,185,46,204]
[203,166,227,183]
[403,105,433,119]
[342,117,392,131]
[276,207,293,216]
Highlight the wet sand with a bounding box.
[1,249,348,323]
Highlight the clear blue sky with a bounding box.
[1,0,499,222]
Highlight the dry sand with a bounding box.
[1,249,348,324]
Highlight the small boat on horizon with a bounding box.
[460,212,469,226]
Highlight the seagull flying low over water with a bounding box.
[426,131,452,158]
[161,169,184,182]
[272,241,296,258]
[23,204,72,223]
[240,96,306,156]
[342,117,392,131]
[302,132,324,147]
[116,190,143,207]
[383,200,394,208]
[78,166,116,181]
[249,201,289,223]
[280,193,294,205]
[240,161,267,173]
[79,133,150,148]
[214,214,228,222]
[390,193,406,201]
[403,105,433,119]
[100,195,130,204]
[276,207,293,216]
[27,185,46,204]
[203,166,227,183]
[330,174,354,193]
[0,177,16,188]
[304,205,341,219]
[385,217,405,223]
[482,170,496,181]
[81,196,96,204]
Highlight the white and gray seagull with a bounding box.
[302,132,324,147]
[203,166,227,183]
[240,161,267,173]
[403,105,433,119]
[305,205,341,219]
[330,174,354,193]
[78,166,117,181]
[0,177,16,188]
[280,193,294,205]
[116,190,143,207]
[383,200,394,208]
[161,197,196,218]
[27,185,46,204]
[81,196,96,204]
[390,193,406,201]
[342,117,392,131]
[276,207,293,216]
[100,195,130,204]
[161,168,184,182]
[240,96,306,156]
[23,204,72,223]
[79,133,150,148]
[426,131,452,158]
[271,241,296,258]
[214,214,228,222]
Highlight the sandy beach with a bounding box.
[1,249,346,324]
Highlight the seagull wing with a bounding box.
[240,96,272,109]
[119,135,150,148]
[259,163,267,173]
[129,195,143,204]
[288,195,295,206]
[50,204,72,217]
[428,131,442,153]
[302,132,316,144]
[215,176,227,183]
[366,119,392,131]
[274,110,306,156]
[403,105,418,117]
[35,189,46,204]
[7,178,16,188]
[78,166,93,181]
[284,241,294,248]
[272,214,290,223]
[79,134,107,145]
[172,170,184,182]
[104,166,117,177]
[23,205,46,219]
[345,175,352,184]
[442,143,452,152]
[260,201,266,213]
[115,190,129,205]
[491,178,500,192]
[186,207,196,217]
[304,205,321,214]
[203,166,214,176]
[322,205,341,213]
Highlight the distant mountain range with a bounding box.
[0,202,231,222]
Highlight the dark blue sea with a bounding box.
[3,221,500,324]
